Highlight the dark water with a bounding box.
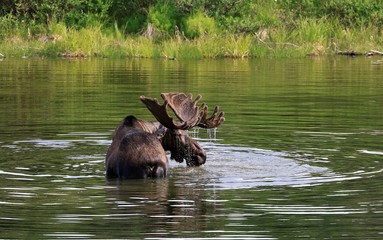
[0,57,382,239]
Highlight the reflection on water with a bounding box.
[0,58,382,239]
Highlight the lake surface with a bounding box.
[0,57,382,239]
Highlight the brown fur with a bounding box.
[106,116,168,179]
[105,115,208,179]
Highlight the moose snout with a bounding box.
[189,150,206,166]
[187,140,206,166]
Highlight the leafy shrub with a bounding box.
[64,0,112,28]
[278,0,383,27]
[123,14,147,34]
[0,0,111,29]
[107,0,155,33]
[147,1,179,35]
[207,0,281,34]
[323,0,383,26]
[183,11,217,38]
[0,14,22,39]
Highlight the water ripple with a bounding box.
[245,204,368,215]
[163,141,383,190]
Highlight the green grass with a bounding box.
[2,0,383,58]
[1,18,382,59]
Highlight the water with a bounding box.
[0,57,382,239]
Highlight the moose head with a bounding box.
[141,93,225,166]
[106,93,224,179]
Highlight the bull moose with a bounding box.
[105,93,225,179]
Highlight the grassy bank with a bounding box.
[1,22,382,59]
[1,0,383,59]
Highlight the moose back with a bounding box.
[105,93,225,179]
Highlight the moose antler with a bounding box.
[140,93,203,130]
[140,93,225,130]
[198,104,225,128]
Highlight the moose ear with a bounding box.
[155,125,167,139]
[123,115,138,126]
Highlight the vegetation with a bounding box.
[1,0,383,58]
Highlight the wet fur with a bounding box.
[106,115,207,179]
[106,116,168,179]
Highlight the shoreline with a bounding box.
[1,18,383,60]
[1,33,382,60]
[2,1,383,59]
